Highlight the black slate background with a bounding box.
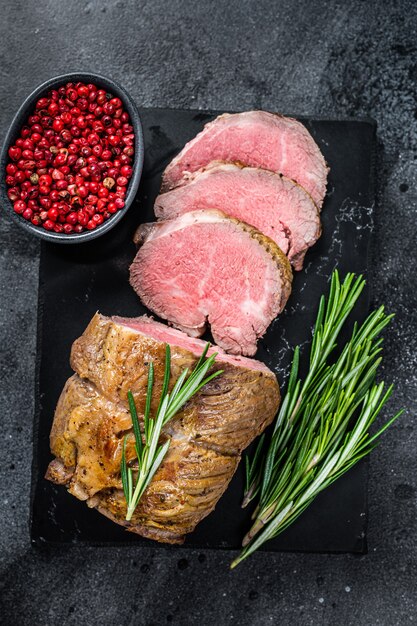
[0,1,416,625]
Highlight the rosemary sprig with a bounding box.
[122,343,223,521]
[231,271,402,568]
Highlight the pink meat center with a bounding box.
[131,220,283,355]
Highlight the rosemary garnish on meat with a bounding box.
[121,343,223,521]
[231,271,402,568]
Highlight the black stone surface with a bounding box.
[0,1,416,624]
[31,111,374,553]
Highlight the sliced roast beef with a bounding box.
[130,210,292,356]
[46,313,280,544]
[155,163,321,270]
[161,111,328,208]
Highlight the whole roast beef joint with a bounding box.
[46,313,280,544]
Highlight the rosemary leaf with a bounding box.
[143,362,154,442]
[128,390,143,461]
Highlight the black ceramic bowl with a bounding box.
[0,72,144,243]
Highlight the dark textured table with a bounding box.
[0,1,416,624]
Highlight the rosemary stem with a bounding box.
[233,271,401,568]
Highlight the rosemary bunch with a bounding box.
[121,343,223,521]
[231,271,402,568]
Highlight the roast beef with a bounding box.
[161,111,328,208]
[130,210,293,356]
[46,313,280,544]
[155,163,321,270]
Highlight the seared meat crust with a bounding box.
[46,313,280,543]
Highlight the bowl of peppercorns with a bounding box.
[0,72,143,242]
